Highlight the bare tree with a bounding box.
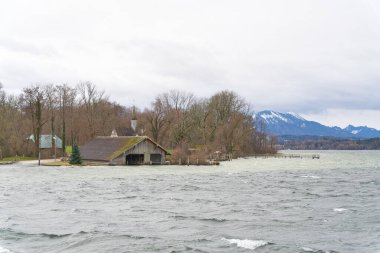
[44,84,59,157]
[0,83,4,103]
[161,90,195,146]
[77,82,106,138]
[143,97,170,143]
[22,85,46,163]
[57,84,77,155]
[188,99,212,146]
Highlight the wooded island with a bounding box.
[0,82,276,164]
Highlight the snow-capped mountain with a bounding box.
[344,125,380,138]
[255,110,380,139]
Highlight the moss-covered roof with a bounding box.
[80,136,167,162]
[107,136,145,160]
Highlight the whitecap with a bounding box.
[301,175,320,179]
[333,208,348,212]
[221,238,268,250]
[301,247,316,252]
[301,246,334,253]
[0,246,13,253]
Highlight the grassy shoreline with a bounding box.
[43,161,101,166]
[0,156,36,162]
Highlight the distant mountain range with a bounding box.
[255,110,380,139]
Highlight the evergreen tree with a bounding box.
[69,143,82,165]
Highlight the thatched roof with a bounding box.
[80,136,167,161]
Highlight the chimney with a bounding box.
[110,128,118,138]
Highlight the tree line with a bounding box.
[0,82,276,159]
[280,137,380,150]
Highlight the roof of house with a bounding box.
[28,134,63,149]
[80,136,168,161]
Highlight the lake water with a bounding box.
[0,151,379,253]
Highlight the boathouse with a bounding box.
[80,135,168,165]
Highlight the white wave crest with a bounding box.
[301,246,334,253]
[301,175,320,179]
[222,238,268,250]
[0,246,13,253]
[301,247,316,252]
[333,208,348,212]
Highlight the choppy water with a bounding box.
[0,150,379,253]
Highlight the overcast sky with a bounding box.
[1,0,380,128]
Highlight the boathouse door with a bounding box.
[150,154,162,164]
[125,154,144,165]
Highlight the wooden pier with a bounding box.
[252,154,320,159]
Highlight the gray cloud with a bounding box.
[1,0,380,127]
[0,39,59,57]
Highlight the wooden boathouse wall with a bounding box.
[111,139,166,165]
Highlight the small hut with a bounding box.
[28,134,63,159]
